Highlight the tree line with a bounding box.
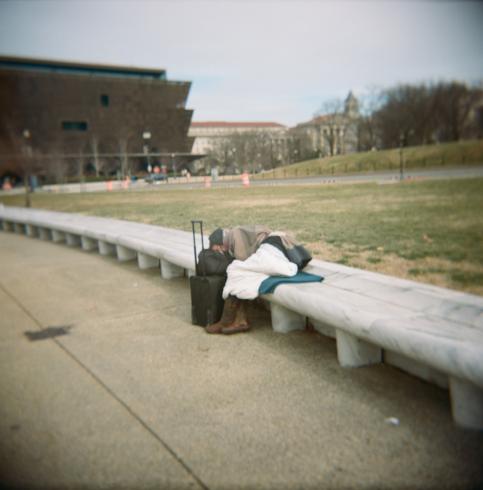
[206,81,482,172]
[358,81,482,151]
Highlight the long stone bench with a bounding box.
[1,204,482,430]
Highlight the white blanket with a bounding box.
[222,244,298,300]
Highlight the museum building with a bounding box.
[0,56,197,183]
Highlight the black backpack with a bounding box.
[262,235,312,270]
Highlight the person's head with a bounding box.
[209,228,227,252]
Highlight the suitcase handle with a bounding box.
[191,220,205,275]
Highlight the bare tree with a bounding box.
[118,138,130,178]
[374,84,436,148]
[86,135,116,178]
[208,130,280,174]
[433,82,483,142]
[90,136,101,177]
[44,148,67,184]
[314,98,345,156]
[358,87,384,150]
[372,81,483,149]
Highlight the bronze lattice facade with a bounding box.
[0,56,195,182]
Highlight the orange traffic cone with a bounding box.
[241,172,250,188]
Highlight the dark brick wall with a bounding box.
[0,62,194,177]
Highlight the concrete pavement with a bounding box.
[0,231,482,489]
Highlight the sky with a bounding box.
[0,0,482,127]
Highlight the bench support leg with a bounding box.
[138,252,159,270]
[98,241,116,256]
[26,224,38,238]
[66,233,81,247]
[336,329,382,367]
[116,245,136,262]
[38,228,52,241]
[14,223,25,234]
[52,230,65,243]
[160,259,184,279]
[449,377,483,430]
[3,221,14,232]
[81,236,98,252]
[270,303,305,334]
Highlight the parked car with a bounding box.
[144,173,167,184]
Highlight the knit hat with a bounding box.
[209,228,224,247]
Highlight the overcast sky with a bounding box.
[1,0,482,126]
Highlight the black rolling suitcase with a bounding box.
[190,220,225,327]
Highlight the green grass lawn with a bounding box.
[2,178,483,295]
[256,139,483,179]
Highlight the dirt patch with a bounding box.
[224,198,298,208]
[308,240,483,295]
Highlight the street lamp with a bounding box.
[231,148,237,173]
[171,153,176,178]
[22,129,32,207]
[143,132,151,173]
[269,139,274,169]
[399,132,404,181]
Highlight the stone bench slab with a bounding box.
[1,204,483,429]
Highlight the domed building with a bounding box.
[289,91,361,159]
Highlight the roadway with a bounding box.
[1,165,482,196]
[173,164,483,190]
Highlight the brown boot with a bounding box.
[206,297,239,334]
[222,300,250,334]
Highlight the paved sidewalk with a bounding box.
[0,232,482,489]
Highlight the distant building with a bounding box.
[189,121,288,153]
[0,56,198,183]
[290,92,361,159]
[189,121,289,172]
